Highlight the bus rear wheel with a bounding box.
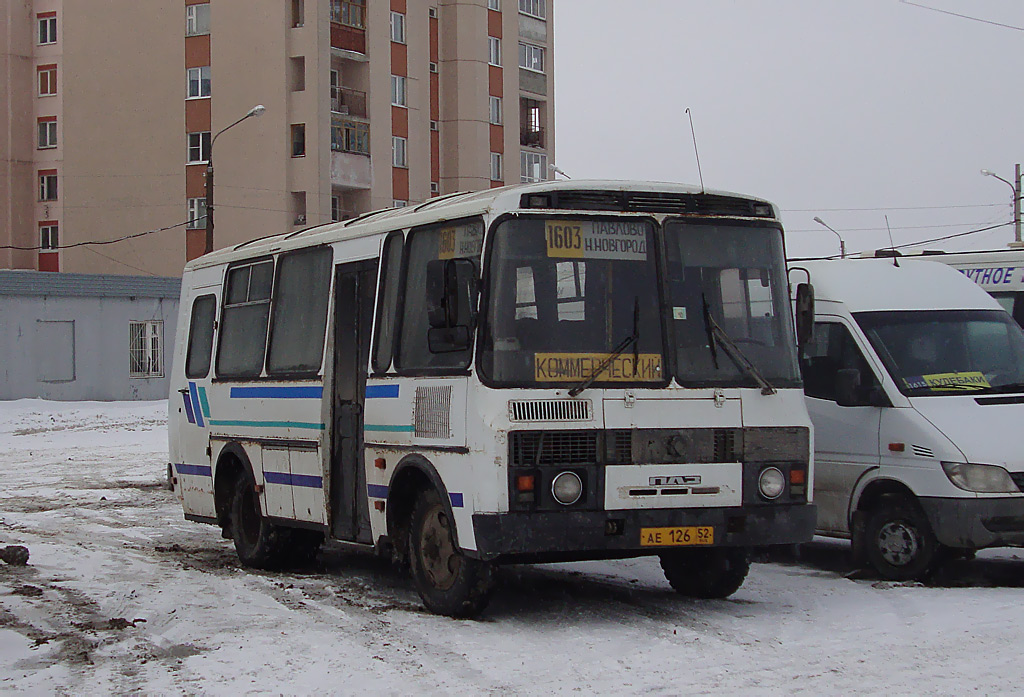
[230,473,290,570]
[409,489,493,618]
[660,548,750,599]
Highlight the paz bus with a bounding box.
[921,249,1024,327]
[168,180,817,617]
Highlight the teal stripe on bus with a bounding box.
[198,386,211,418]
[207,419,325,430]
[364,424,415,432]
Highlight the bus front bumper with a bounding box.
[919,496,1024,550]
[470,503,816,562]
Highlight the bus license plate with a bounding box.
[640,526,714,547]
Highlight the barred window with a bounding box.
[130,321,163,378]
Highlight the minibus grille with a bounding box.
[510,431,599,466]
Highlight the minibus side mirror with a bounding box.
[795,282,815,348]
[425,258,477,353]
[835,368,862,407]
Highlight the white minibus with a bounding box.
[795,258,1024,580]
[169,180,817,616]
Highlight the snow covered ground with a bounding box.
[2,399,1024,695]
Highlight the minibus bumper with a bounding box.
[920,496,1024,549]
[470,503,816,562]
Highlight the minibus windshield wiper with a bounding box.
[701,294,777,396]
[569,297,640,397]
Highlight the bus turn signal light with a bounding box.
[888,443,906,452]
[789,468,806,485]
[516,474,535,492]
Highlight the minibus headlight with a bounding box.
[758,467,786,500]
[551,471,584,505]
[941,462,1019,493]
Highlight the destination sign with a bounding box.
[545,220,648,261]
[438,224,483,260]
[903,371,990,392]
[534,352,663,382]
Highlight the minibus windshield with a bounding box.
[664,221,800,388]
[479,216,665,387]
[856,309,1024,396]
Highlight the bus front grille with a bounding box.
[510,431,599,466]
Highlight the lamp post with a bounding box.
[813,216,847,258]
[980,165,1022,247]
[205,104,266,254]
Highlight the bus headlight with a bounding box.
[941,462,1019,493]
[551,471,584,505]
[758,467,785,500]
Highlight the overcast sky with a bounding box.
[552,0,1023,258]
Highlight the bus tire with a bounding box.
[230,472,289,570]
[659,548,750,599]
[862,499,939,581]
[409,489,493,618]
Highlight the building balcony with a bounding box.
[330,150,372,191]
[521,127,545,149]
[331,87,367,118]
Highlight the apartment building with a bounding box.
[1,0,555,277]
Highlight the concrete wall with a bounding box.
[0,295,179,401]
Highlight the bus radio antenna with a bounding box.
[685,108,705,194]
[885,215,900,267]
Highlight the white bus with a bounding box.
[919,249,1024,326]
[169,180,817,617]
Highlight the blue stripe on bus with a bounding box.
[364,424,415,432]
[263,471,324,489]
[365,385,400,399]
[229,386,323,399]
[449,493,464,508]
[175,463,212,477]
[367,484,389,499]
[181,392,196,425]
[198,386,211,418]
[206,419,325,430]
[189,382,205,427]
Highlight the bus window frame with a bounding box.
[185,293,218,379]
[476,211,671,390]
[393,215,484,377]
[371,230,406,376]
[215,255,276,381]
[264,244,334,380]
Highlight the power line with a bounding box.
[898,0,1024,31]
[0,220,190,251]
[805,221,1014,259]
[783,202,1004,213]
[787,218,1012,234]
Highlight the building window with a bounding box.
[187,66,211,98]
[521,151,547,183]
[330,0,365,28]
[187,131,211,163]
[38,14,57,44]
[519,0,545,19]
[292,191,307,225]
[390,12,406,43]
[39,224,59,250]
[37,118,57,149]
[489,96,503,125]
[185,4,210,36]
[331,121,370,155]
[129,321,164,378]
[488,0,501,9]
[391,75,407,107]
[289,56,306,91]
[392,136,408,168]
[519,42,545,72]
[39,172,57,201]
[291,124,306,157]
[187,198,207,229]
[488,37,502,67]
[393,199,408,208]
[38,65,57,96]
[291,0,305,27]
[332,195,342,221]
[490,152,503,182]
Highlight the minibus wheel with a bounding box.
[659,548,750,599]
[230,472,290,569]
[862,498,939,581]
[409,489,493,618]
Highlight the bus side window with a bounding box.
[372,231,404,374]
[185,294,217,379]
[800,322,880,402]
[216,259,274,378]
[267,246,333,375]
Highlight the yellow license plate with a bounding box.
[640,526,714,547]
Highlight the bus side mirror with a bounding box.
[795,282,815,348]
[426,258,477,353]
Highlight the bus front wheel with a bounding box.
[660,548,750,599]
[409,489,493,618]
[230,473,290,569]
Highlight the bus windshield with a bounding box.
[856,309,1024,396]
[480,217,666,387]
[664,221,800,388]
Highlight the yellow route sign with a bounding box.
[534,353,663,382]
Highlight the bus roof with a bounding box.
[184,179,777,272]
[797,258,1001,313]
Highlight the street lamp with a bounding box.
[980,166,1022,246]
[205,104,266,254]
[813,216,847,258]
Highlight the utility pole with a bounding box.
[1014,163,1021,246]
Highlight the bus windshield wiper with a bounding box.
[701,294,777,396]
[569,297,640,397]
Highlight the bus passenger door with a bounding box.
[329,261,377,543]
